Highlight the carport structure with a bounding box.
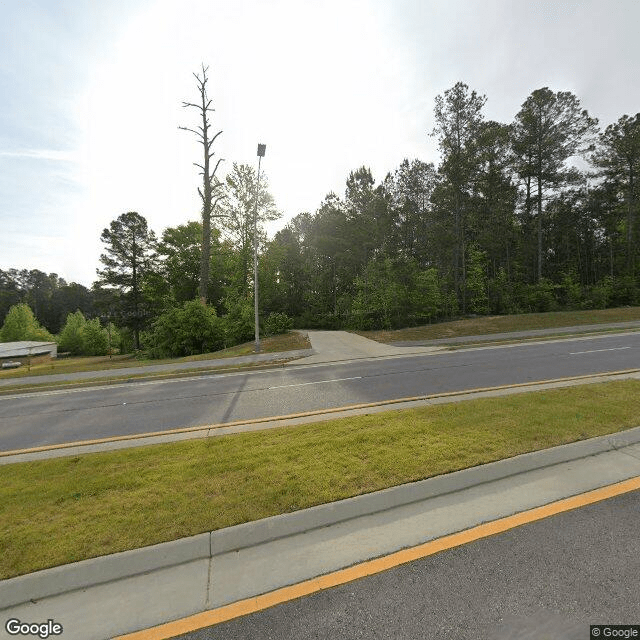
[0,341,57,368]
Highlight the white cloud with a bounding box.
[0,149,77,161]
[2,0,640,285]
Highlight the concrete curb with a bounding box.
[0,350,314,394]
[3,425,640,612]
[390,321,640,347]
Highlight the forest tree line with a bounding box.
[1,82,639,356]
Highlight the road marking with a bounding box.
[268,376,362,389]
[2,369,639,459]
[569,347,631,355]
[113,475,640,640]
[2,331,638,399]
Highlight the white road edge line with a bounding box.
[268,376,362,389]
[569,347,632,355]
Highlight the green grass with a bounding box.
[0,358,300,395]
[360,307,640,344]
[1,379,639,580]
[0,331,310,381]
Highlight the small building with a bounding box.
[0,341,58,366]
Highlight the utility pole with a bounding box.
[254,143,266,353]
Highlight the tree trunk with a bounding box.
[628,162,635,275]
[132,230,140,350]
[537,173,543,283]
[199,82,212,305]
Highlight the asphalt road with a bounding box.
[175,489,640,640]
[0,332,638,452]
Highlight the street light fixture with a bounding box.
[254,143,266,353]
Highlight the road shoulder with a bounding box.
[2,430,640,640]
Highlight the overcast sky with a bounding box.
[1,0,639,286]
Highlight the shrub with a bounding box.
[82,318,109,356]
[263,312,293,336]
[585,276,614,310]
[557,273,582,310]
[522,279,559,313]
[58,311,110,356]
[223,293,255,345]
[148,300,225,358]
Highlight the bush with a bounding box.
[58,311,110,356]
[118,327,135,355]
[521,279,559,313]
[223,293,255,345]
[0,303,55,342]
[263,312,293,336]
[82,318,109,356]
[609,276,639,307]
[557,273,582,310]
[147,300,225,358]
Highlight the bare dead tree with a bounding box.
[179,64,225,304]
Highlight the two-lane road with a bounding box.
[0,332,638,452]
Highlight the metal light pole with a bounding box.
[254,143,266,353]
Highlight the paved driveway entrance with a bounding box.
[291,331,440,364]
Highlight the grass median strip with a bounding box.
[1,379,639,580]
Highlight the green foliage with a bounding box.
[223,293,255,345]
[58,311,86,355]
[82,319,109,356]
[349,258,444,330]
[5,93,640,336]
[0,303,54,342]
[263,312,293,337]
[349,258,404,330]
[609,276,639,306]
[118,327,135,355]
[58,311,110,356]
[522,279,559,313]
[558,273,583,310]
[147,300,225,358]
[465,247,489,315]
[412,268,442,323]
[96,211,158,350]
[488,268,520,315]
[584,277,614,310]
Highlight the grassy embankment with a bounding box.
[361,306,640,344]
[1,379,639,579]
[1,307,639,383]
[0,331,311,381]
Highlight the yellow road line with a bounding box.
[2,369,639,458]
[113,475,640,640]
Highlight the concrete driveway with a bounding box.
[292,331,440,364]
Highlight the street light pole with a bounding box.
[254,143,266,353]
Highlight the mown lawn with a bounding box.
[1,379,639,579]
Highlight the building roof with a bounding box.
[0,341,57,359]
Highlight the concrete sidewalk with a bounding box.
[2,427,640,640]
